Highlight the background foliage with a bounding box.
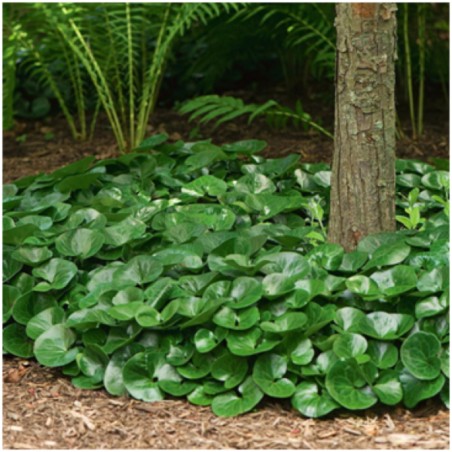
[3,3,449,146]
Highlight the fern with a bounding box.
[179,95,333,139]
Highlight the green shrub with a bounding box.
[3,136,449,417]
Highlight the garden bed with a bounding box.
[3,106,450,450]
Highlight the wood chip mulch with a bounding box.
[2,357,449,450]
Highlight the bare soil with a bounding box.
[2,107,450,449]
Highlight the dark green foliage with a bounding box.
[2,135,450,417]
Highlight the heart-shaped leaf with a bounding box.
[291,382,339,418]
[32,258,78,292]
[56,228,105,259]
[252,353,296,398]
[211,376,264,417]
[401,332,442,380]
[33,324,79,367]
[325,359,378,410]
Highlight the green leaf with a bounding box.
[194,328,227,353]
[325,359,378,410]
[152,245,203,270]
[211,352,248,389]
[345,275,380,297]
[26,307,65,340]
[400,369,445,409]
[185,146,227,171]
[226,328,280,356]
[291,382,339,418]
[55,228,105,259]
[34,324,79,367]
[421,170,449,190]
[338,251,368,273]
[359,312,414,340]
[113,255,163,287]
[367,341,398,369]
[187,386,215,406]
[335,307,366,333]
[213,306,260,330]
[333,333,368,359]
[122,351,166,402]
[3,324,34,358]
[182,175,227,198]
[3,285,21,323]
[133,133,168,151]
[104,217,147,247]
[372,371,403,405]
[370,265,417,296]
[234,174,276,195]
[56,173,101,193]
[253,353,296,398]
[77,345,109,382]
[287,337,315,366]
[260,312,308,333]
[222,139,267,155]
[11,246,53,266]
[401,332,442,380]
[363,241,411,270]
[32,258,78,292]
[211,376,264,417]
[226,277,263,309]
[415,294,449,319]
[259,252,310,277]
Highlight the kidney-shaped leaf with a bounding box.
[33,324,79,367]
[358,312,414,340]
[401,332,442,380]
[291,382,339,418]
[32,258,78,292]
[325,359,378,410]
[211,376,264,417]
[56,228,105,259]
[252,353,296,398]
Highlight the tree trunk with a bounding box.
[328,3,397,251]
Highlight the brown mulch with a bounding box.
[3,357,449,450]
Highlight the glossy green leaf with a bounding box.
[33,324,79,367]
[325,359,378,410]
[359,312,415,340]
[32,258,78,292]
[222,139,267,155]
[56,228,105,259]
[211,376,264,417]
[3,324,34,358]
[213,306,260,330]
[260,312,307,333]
[401,332,442,380]
[291,382,339,418]
[400,369,445,409]
[26,307,65,340]
[253,353,296,398]
[333,333,367,359]
[11,246,53,266]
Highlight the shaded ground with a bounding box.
[2,105,450,449]
[2,105,449,183]
[3,357,449,450]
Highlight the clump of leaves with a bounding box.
[3,135,449,417]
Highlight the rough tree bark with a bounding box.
[328,3,397,251]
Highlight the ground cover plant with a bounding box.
[3,135,450,418]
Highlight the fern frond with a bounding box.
[179,95,333,139]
